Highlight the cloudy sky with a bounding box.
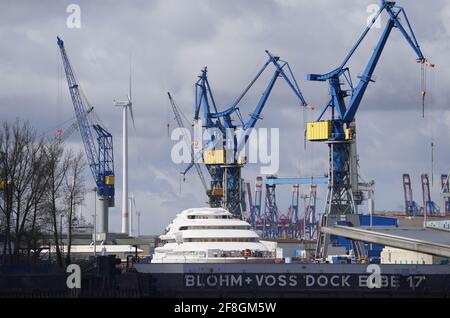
[1,0,450,235]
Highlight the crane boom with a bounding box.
[196,50,310,158]
[308,0,433,125]
[57,36,115,203]
[188,51,310,217]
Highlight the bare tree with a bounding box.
[0,120,87,267]
[0,120,44,263]
[63,151,86,264]
[0,121,15,262]
[42,142,71,267]
[25,146,53,263]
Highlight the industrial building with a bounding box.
[381,247,449,265]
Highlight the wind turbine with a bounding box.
[114,67,135,235]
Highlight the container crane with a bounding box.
[249,176,263,231]
[287,184,300,238]
[304,184,319,241]
[244,181,252,216]
[421,173,439,216]
[264,176,327,239]
[403,173,420,216]
[188,50,310,219]
[305,1,433,260]
[440,174,450,216]
[57,37,114,240]
[263,181,280,238]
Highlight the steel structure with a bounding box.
[250,176,327,238]
[187,50,310,218]
[305,1,433,260]
[403,173,420,216]
[262,182,280,238]
[440,174,450,216]
[265,176,327,239]
[57,37,115,238]
[287,184,300,238]
[304,184,319,240]
[421,174,439,216]
[246,176,263,230]
[321,225,450,259]
[245,181,252,218]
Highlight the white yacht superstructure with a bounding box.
[151,208,274,263]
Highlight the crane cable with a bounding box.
[57,56,63,125]
[421,63,427,118]
[167,94,171,138]
[168,93,208,192]
[421,60,435,118]
[420,61,436,187]
[427,63,435,187]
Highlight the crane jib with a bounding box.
[57,36,115,199]
[308,1,432,125]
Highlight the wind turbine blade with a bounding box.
[128,56,135,129]
[128,56,132,102]
[129,104,136,128]
[128,77,131,103]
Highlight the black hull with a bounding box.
[135,263,450,298]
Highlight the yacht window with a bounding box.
[180,225,251,230]
[178,237,259,243]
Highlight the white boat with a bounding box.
[71,215,94,235]
[151,207,275,263]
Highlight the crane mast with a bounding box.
[57,37,115,240]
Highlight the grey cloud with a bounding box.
[0,0,449,234]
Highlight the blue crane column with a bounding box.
[57,37,115,240]
[305,1,433,260]
[191,50,310,218]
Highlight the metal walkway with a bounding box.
[321,225,450,258]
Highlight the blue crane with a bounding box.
[188,50,310,218]
[305,1,433,260]
[57,37,115,235]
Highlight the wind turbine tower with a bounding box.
[114,71,135,235]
